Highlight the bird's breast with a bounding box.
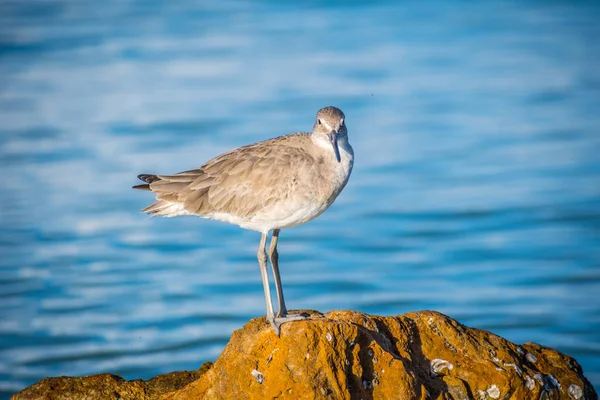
[325,140,354,199]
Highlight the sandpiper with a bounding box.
[133,106,354,334]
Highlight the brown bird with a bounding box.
[134,106,354,334]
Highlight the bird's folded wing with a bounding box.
[148,138,318,218]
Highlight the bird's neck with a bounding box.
[311,134,354,165]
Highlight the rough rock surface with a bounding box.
[11,362,212,400]
[164,310,596,400]
[13,311,597,400]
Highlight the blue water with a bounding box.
[1,1,600,398]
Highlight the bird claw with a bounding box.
[267,313,307,336]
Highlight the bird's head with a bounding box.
[312,106,347,163]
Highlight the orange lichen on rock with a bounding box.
[12,311,597,400]
[11,364,212,400]
[163,310,597,400]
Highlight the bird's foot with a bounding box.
[267,313,308,336]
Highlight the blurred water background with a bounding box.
[1,0,599,397]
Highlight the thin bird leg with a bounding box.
[268,229,287,316]
[267,229,307,334]
[257,232,276,328]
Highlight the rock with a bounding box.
[11,362,212,400]
[163,310,597,400]
[12,311,597,400]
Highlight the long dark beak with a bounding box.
[328,130,341,163]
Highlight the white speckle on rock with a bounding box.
[517,347,524,355]
[326,332,333,341]
[251,369,264,384]
[430,359,454,376]
[504,362,522,376]
[496,367,503,371]
[305,353,310,359]
[487,384,501,399]
[568,384,583,399]
[533,374,544,384]
[547,375,561,389]
[368,348,374,357]
[526,353,537,363]
[492,356,500,363]
[524,375,535,390]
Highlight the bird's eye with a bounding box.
[317,119,322,125]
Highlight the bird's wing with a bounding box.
[146,135,318,217]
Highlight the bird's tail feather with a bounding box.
[141,200,188,217]
[133,173,191,217]
[132,174,160,190]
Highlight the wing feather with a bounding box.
[143,133,318,218]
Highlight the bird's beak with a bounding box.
[328,130,341,163]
